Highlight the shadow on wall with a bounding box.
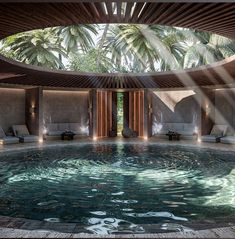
[215,89,235,134]
[152,90,200,125]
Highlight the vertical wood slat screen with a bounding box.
[96,91,113,137]
[129,91,144,137]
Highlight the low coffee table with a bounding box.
[166,132,181,141]
[61,131,75,140]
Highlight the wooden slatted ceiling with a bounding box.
[1,53,235,89]
[0,2,235,40]
[0,2,235,89]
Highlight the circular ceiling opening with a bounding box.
[0,24,235,74]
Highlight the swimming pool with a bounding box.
[0,143,234,234]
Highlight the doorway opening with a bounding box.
[117,92,124,136]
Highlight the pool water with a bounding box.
[0,143,235,234]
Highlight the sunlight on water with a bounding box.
[0,143,234,234]
[124,212,188,221]
[86,218,145,234]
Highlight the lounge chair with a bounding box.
[12,125,39,143]
[220,129,235,144]
[0,126,19,144]
[201,124,227,143]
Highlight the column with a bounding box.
[200,88,215,136]
[89,89,97,138]
[144,89,153,138]
[25,87,43,139]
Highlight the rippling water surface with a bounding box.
[0,143,235,234]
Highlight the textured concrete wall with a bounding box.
[43,90,89,126]
[152,90,200,125]
[0,88,25,133]
[215,89,235,133]
[25,87,43,137]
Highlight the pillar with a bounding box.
[25,87,43,139]
[89,89,97,138]
[111,91,117,136]
[144,89,153,138]
[200,88,215,136]
[123,92,129,129]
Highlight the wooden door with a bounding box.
[124,91,145,137]
[96,91,117,138]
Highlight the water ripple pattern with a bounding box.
[0,143,234,234]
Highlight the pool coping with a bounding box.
[0,138,235,238]
[1,137,235,154]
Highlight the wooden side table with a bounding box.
[166,132,181,141]
[61,131,75,140]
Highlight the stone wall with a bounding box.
[152,90,200,125]
[215,89,235,133]
[43,90,89,126]
[0,88,25,133]
[25,87,43,137]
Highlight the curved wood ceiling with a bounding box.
[0,1,235,89]
[1,2,235,40]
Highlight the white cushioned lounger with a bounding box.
[12,125,39,143]
[0,126,19,144]
[201,135,221,143]
[221,136,235,144]
[201,124,228,143]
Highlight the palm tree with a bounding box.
[1,28,66,69]
[183,30,235,69]
[1,24,235,73]
[96,24,110,69]
[69,48,114,73]
[55,24,98,54]
[101,25,235,72]
[156,27,186,71]
[101,24,187,72]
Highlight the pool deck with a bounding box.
[0,225,234,238]
[2,136,235,153]
[0,137,235,238]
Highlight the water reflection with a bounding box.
[124,212,188,221]
[0,144,234,233]
[86,218,145,234]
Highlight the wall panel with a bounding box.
[43,90,89,125]
[96,91,114,138]
[0,88,25,133]
[128,91,144,137]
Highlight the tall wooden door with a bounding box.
[124,91,145,137]
[96,90,117,138]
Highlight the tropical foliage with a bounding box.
[1,28,66,69]
[69,49,112,73]
[56,25,98,54]
[0,24,235,72]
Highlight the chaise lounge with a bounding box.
[12,125,39,143]
[201,124,227,143]
[220,129,235,144]
[0,126,19,144]
[221,135,235,144]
